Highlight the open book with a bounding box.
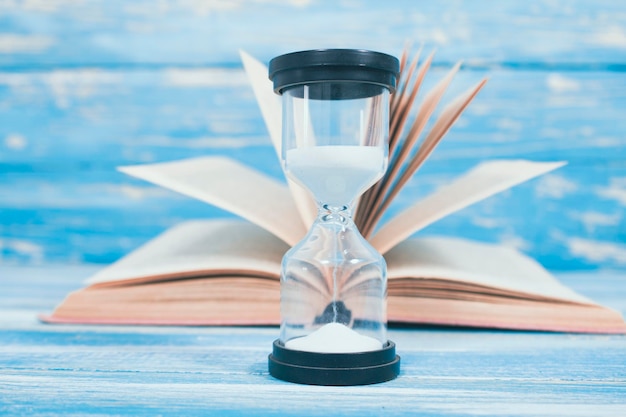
[44,50,626,333]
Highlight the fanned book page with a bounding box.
[371,160,566,254]
[119,51,565,256]
[119,156,307,247]
[119,154,564,257]
[86,220,288,286]
[44,219,626,333]
[385,237,591,304]
[240,50,318,227]
[87,219,589,305]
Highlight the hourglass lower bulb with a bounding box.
[267,49,400,385]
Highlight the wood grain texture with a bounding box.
[1,2,626,267]
[0,0,625,67]
[0,265,625,416]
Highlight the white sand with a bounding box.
[284,322,382,353]
[286,146,385,206]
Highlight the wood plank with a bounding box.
[2,68,625,165]
[0,0,625,67]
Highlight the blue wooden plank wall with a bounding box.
[0,0,625,271]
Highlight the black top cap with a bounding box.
[268,49,399,98]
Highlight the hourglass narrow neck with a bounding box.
[318,204,353,225]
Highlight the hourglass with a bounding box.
[267,49,400,385]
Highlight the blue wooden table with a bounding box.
[1,265,625,416]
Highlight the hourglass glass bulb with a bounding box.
[267,49,401,386]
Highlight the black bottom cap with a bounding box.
[268,339,400,386]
